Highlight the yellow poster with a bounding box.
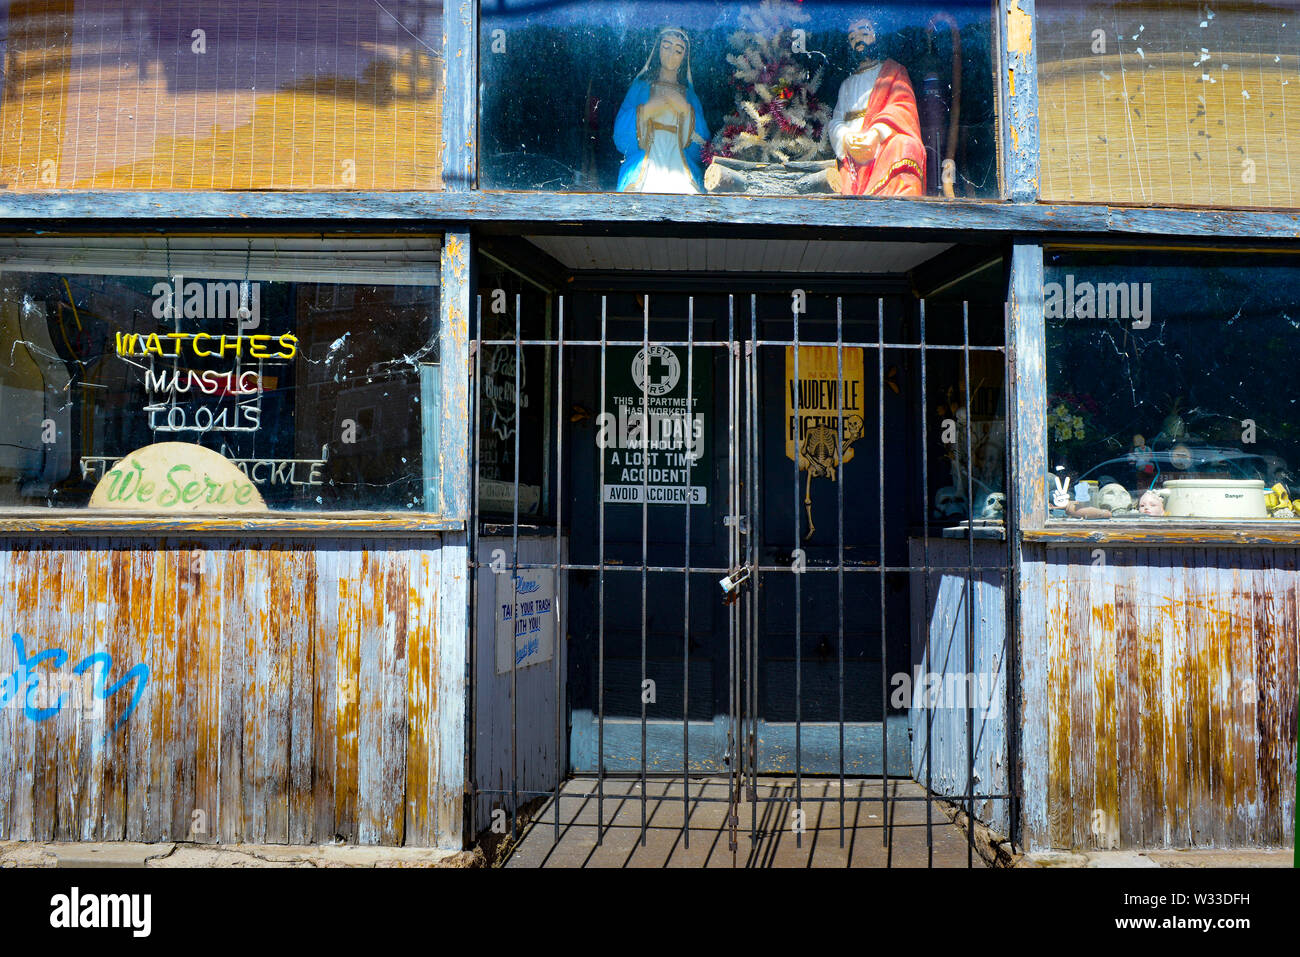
[784,346,866,538]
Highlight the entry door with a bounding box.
[567,294,909,779]
[566,297,738,773]
[740,307,912,778]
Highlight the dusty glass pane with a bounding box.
[0,243,440,513]
[1045,250,1300,522]
[0,1,444,190]
[480,0,999,198]
[1038,0,1300,207]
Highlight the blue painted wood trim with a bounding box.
[421,363,442,513]
[4,191,1298,239]
[442,0,477,191]
[1000,0,1039,203]
[1009,241,1047,849]
[1010,242,1046,531]
[439,231,471,522]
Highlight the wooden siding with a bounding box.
[0,537,464,848]
[1023,546,1298,851]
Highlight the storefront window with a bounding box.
[480,0,999,199]
[0,238,441,513]
[1045,249,1300,522]
[1038,1,1300,208]
[0,1,444,190]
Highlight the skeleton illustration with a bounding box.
[797,414,865,539]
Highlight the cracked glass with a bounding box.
[1038,0,1300,208]
[0,238,441,513]
[1045,248,1300,523]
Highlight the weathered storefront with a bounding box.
[0,0,1296,858]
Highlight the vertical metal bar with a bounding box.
[962,300,976,868]
[554,296,565,844]
[836,297,846,849]
[510,293,522,840]
[748,294,760,844]
[469,295,484,842]
[640,294,650,847]
[597,296,607,845]
[682,296,695,850]
[792,292,802,849]
[920,298,934,867]
[727,293,738,857]
[878,296,889,847]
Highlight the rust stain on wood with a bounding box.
[0,538,452,847]
[1040,549,1298,850]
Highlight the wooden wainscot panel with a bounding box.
[0,537,460,848]
[1031,546,1299,850]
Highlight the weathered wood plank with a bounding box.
[312,543,341,843]
[1067,551,1095,849]
[1045,553,1070,848]
[218,545,246,843]
[405,549,436,846]
[287,546,316,846]
[1091,552,1119,850]
[334,547,362,843]
[1162,547,1191,848]
[264,543,292,845]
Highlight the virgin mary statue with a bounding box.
[614,27,709,193]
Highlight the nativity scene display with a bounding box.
[479,0,998,199]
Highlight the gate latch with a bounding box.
[719,565,751,605]
[723,514,749,534]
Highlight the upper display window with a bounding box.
[479,0,1000,199]
[0,1,444,190]
[1038,1,1300,208]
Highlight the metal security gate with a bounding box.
[469,288,1018,866]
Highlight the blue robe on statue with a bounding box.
[614,77,709,193]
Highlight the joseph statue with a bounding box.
[828,16,926,197]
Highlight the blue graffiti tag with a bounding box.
[0,633,149,740]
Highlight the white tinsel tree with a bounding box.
[707,0,832,165]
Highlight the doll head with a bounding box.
[1138,490,1164,516]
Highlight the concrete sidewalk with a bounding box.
[0,841,467,868]
[1020,849,1293,868]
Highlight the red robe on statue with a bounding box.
[836,60,926,197]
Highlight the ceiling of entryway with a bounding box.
[523,236,954,275]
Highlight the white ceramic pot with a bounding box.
[1162,479,1267,519]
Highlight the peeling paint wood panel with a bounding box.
[334,547,363,844]
[405,548,438,846]
[906,540,1010,835]
[435,534,468,848]
[312,543,341,844]
[1031,546,1299,850]
[287,546,316,846]
[1019,553,1049,847]
[0,539,459,847]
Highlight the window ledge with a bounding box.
[0,512,465,537]
[1025,522,1300,547]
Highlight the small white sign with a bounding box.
[602,484,708,505]
[495,568,556,675]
